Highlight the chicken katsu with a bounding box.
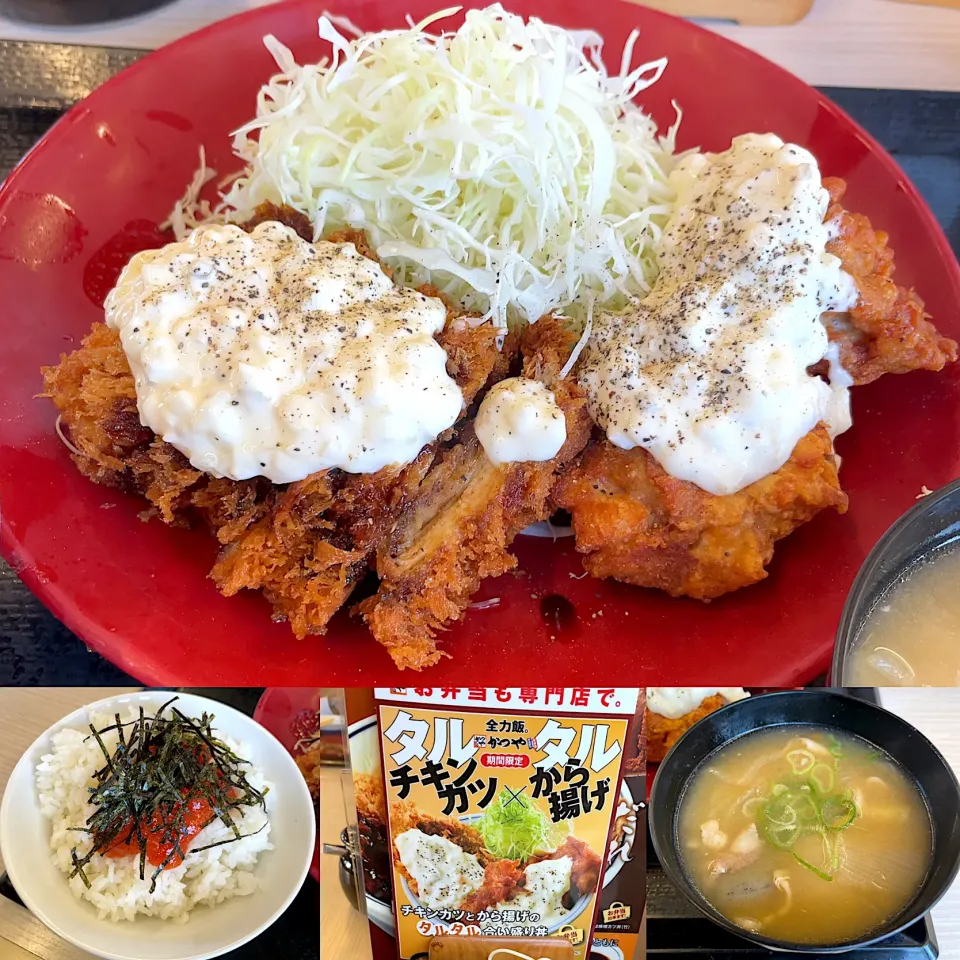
[43,207,515,645]
[360,321,594,669]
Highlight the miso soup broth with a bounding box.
[678,726,932,944]
[847,545,960,686]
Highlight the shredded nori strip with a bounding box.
[68,697,268,893]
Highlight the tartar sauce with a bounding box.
[474,378,566,465]
[647,688,749,720]
[579,133,858,496]
[394,829,484,910]
[105,221,463,483]
[396,828,576,925]
[507,856,573,926]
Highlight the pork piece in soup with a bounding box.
[677,726,931,944]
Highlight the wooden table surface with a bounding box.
[0,0,957,92]
[320,764,374,960]
[319,690,960,959]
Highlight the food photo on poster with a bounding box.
[322,688,647,960]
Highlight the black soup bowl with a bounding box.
[832,477,960,685]
[649,690,960,953]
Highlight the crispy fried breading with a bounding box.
[461,859,526,914]
[208,457,431,638]
[354,772,388,825]
[40,323,273,533]
[645,694,727,765]
[361,319,593,669]
[41,323,152,484]
[208,317,509,638]
[529,834,602,900]
[819,178,957,385]
[41,205,509,640]
[556,424,847,600]
[556,186,953,602]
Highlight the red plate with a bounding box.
[253,688,325,881]
[1,0,958,686]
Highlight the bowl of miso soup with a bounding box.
[833,477,960,686]
[649,690,960,952]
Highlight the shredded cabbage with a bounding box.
[475,788,569,860]
[211,4,679,325]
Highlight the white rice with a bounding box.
[35,706,274,923]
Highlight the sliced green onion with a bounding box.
[763,798,798,827]
[833,836,844,872]
[810,764,835,795]
[821,795,857,830]
[821,832,843,873]
[787,749,816,775]
[761,817,802,850]
[793,793,819,823]
[751,735,860,882]
[791,851,835,882]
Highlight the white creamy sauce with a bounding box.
[394,829,484,910]
[105,221,463,483]
[499,856,573,926]
[475,378,566,466]
[579,133,858,496]
[647,688,749,720]
[822,339,853,441]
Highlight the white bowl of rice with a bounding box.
[0,690,316,960]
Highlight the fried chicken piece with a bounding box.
[818,178,957,385]
[41,323,273,534]
[361,318,593,670]
[645,694,727,764]
[556,423,847,600]
[530,835,602,899]
[41,323,153,484]
[558,187,951,601]
[208,456,433,637]
[463,836,600,914]
[461,859,526,914]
